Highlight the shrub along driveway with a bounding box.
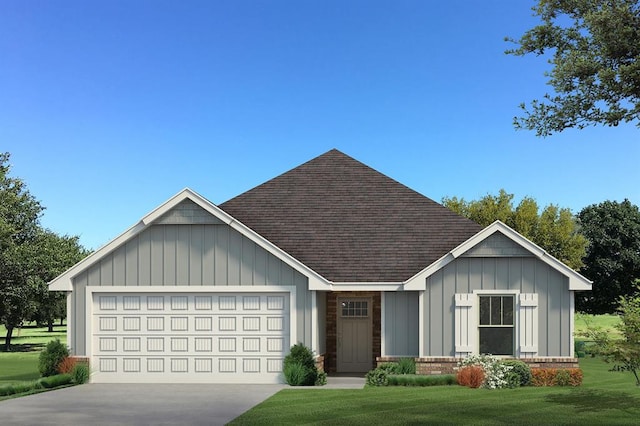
[0,383,284,426]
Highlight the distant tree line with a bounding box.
[443,190,640,314]
[0,152,89,351]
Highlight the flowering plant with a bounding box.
[458,354,512,389]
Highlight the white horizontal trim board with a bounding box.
[85,286,296,384]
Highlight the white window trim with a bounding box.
[455,290,539,358]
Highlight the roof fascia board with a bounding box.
[329,282,404,291]
[49,188,331,292]
[48,220,147,291]
[404,221,592,291]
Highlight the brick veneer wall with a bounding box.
[378,357,580,375]
[315,353,326,373]
[325,291,381,373]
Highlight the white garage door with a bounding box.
[91,292,290,383]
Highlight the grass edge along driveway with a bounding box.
[230,357,640,425]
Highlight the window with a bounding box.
[478,295,514,355]
[341,300,368,317]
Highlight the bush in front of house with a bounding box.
[365,363,397,386]
[501,360,532,387]
[71,362,90,384]
[458,355,513,389]
[37,374,73,389]
[57,356,77,374]
[531,368,583,386]
[456,365,485,388]
[396,357,416,375]
[39,339,69,377]
[283,343,321,386]
[388,374,457,387]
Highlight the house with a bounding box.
[49,149,591,383]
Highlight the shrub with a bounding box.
[72,362,90,384]
[555,369,571,386]
[366,366,391,386]
[532,368,558,386]
[283,343,318,386]
[38,374,73,389]
[457,366,485,388]
[567,368,584,386]
[500,360,532,387]
[315,370,327,386]
[458,354,512,389]
[396,358,416,375]
[39,339,69,377]
[283,362,312,386]
[531,368,583,386]
[57,357,77,374]
[0,382,34,397]
[387,374,457,387]
[574,340,586,358]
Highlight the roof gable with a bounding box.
[220,149,482,282]
[49,188,328,291]
[405,221,592,291]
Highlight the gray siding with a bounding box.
[462,232,533,257]
[422,257,571,357]
[70,223,311,356]
[384,292,419,356]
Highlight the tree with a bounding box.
[442,189,587,270]
[0,153,44,350]
[583,289,640,386]
[506,0,640,136]
[577,200,640,313]
[29,230,88,332]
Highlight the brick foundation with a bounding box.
[325,291,381,373]
[377,356,580,375]
[315,353,326,373]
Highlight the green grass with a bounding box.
[0,324,66,385]
[574,313,621,339]
[231,358,640,425]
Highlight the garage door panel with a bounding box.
[92,292,290,383]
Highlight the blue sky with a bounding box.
[2,0,638,250]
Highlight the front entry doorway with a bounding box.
[336,297,372,372]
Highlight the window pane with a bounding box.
[479,297,490,325]
[503,296,514,325]
[479,328,514,355]
[490,296,502,325]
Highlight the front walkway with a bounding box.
[325,375,366,389]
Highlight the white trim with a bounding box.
[418,291,425,358]
[66,292,73,353]
[84,285,295,293]
[311,290,318,354]
[569,291,575,358]
[454,293,476,356]
[85,285,297,383]
[329,283,404,291]
[380,292,386,357]
[49,188,330,292]
[405,221,592,291]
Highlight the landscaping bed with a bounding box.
[230,357,640,425]
[0,325,88,401]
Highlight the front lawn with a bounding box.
[230,357,640,425]
[0,325,66,385]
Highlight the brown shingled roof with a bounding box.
[219,149,482,282]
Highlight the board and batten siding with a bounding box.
[422,256,571,358]
[383,292,419,357]
[69,221,312,356]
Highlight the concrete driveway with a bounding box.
[0,383,284,425]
